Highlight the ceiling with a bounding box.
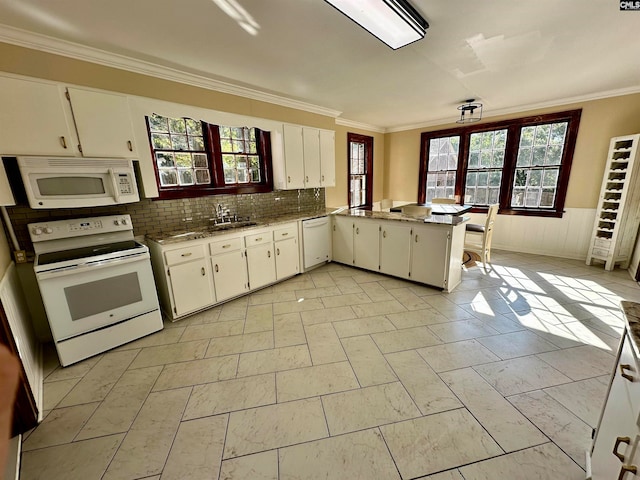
[0,0,639,131]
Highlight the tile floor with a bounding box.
[20,250,640,479]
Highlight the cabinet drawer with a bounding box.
[592,247,610,257]
[594,238,612,249]
[164,245,205,266]
[209,237,242,255]
[245,231,271,247]
[273,224,297,241]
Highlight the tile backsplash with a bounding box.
[5,188,325,254]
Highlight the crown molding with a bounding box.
[0,24,343,119]
[334,117,385,133]
[386,85,640,133]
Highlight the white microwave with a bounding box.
[17,156,140,209]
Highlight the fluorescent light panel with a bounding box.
[326,0,428,50]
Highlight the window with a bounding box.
[348,133,374,209]
[418,110,581,217]
[146,114,273,198]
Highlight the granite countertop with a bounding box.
[331,208,470,226]
[145,209,334,245]
[621,300,640,358]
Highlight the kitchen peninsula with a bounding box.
[331,209,468,293]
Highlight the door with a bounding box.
[246,243,276,289]
[380,222,412,279]
[353,218,379,270]
[283,124,305,189]
[303,128,321,187]
[37,254,161,340]
[348,132,373,209]
[67,87,137,157]
[411,225,450,288]
[320,129,336,187]
[0,76,76,155]
[211,250,248,302]
[332,216,353,265]
[276,237,299,279]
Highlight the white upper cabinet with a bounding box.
[0,76,77,156]
[303,127,321,187]
[275,123,335,190]
[281,124,305,189]
[320,129,336,187]
[66,87,137,157]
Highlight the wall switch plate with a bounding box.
[14,250,26,263]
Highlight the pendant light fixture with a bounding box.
[456,99,483,124]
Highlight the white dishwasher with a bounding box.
[302,216,331,270]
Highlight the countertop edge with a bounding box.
[621,300,640,359]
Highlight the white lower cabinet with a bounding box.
[148,222,301,320]
[332,216,354,265]
[410,225,450,288]
[211,250,248,302]
[330,214,465,292]
[380,222,412,279]
[276,237,299,280]
[353,218,380,271]
[590,329,640,479]
[168,259,215,317]
[246,243,276,290]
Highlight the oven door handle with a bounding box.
[37,253,149,280]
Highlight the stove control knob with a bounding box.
[32,227,43,236]
[113,220,120,226]
[121,218,128,225]
[44,227,53,234]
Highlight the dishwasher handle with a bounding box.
[303,217,329,229]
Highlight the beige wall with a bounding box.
[326,125,385,208]
[384,94,640,208]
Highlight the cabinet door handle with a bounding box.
[60,136,67,149]
[614,437,631,462]
[181,252,192,257]
[383,230,387,238]
[415,235,419,243]
[127,140,133,151]
[617,464,637,480]
[255,237,262,242]
[356,227,359,234]
[620,364,634,381]
[277,248,280,255]
[288,176,291,183]
[267,250,271,258]
[200,267,205,276]
[322,175,325,181]
[305,176,309,182]
[214,264,219,273]
[282,232,289,236]
[222,244,231,249]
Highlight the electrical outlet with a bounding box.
[14,250,26,263]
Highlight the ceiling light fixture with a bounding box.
[325,0,428,50]
[456,99,483,124]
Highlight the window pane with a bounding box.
[159,169,178,186]
[550,123,567,144]
[186,119,202,136]
[512,187,525,206]
[534,124,551,146]
[178,169,194,185]
[532,146,546,166]
[469,151,479,169]
[193,153,208,168]
[172,135,188,151]
[231,128,243,140]
[517,147,531,167]
[525,188,540,207]
[224,169,235,183]
[466,172,477,186]
[194,169,210,185]
[488,188,500,204]
[489,171,501,186]
[540,188,556,207]
[543,168,559,186]
[514,169,527,187]
[169,118,186,134]
[520,127,535,147]
[156,152,174,168]
[529,170,542,186]
[190,136,205,151]
[429,155,437,171]
[152,133,171,149]
[174,153,192,168]
[546,145,563,165]
[149,114,169,132]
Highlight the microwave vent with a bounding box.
[19,157,133,169]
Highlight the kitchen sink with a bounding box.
[207,220,258,232]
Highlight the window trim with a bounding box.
[147,118,274,200]
[347,132,374,209]
[418,109,582,217]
